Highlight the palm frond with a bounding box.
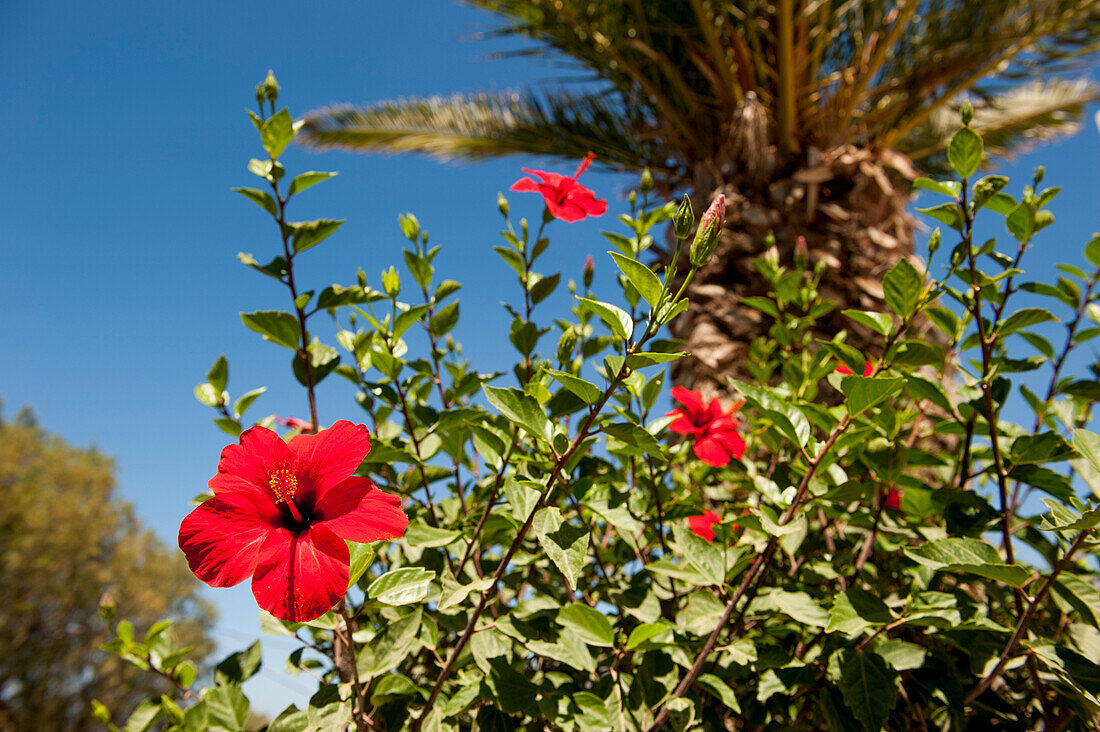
[299,91,678,177]
[899,78,1098,166]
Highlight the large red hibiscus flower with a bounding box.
[510,152,608,223]
[667,386,747,467]
[178,421,408,622]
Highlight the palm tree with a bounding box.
[300,0,1098,394]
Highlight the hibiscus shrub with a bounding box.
[96,79,1100,731]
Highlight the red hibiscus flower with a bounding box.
[178,421,408,622]
[510,152,608,223]
[836,361,874,376]
[666,386,747,467]
[688,510,721,542]
[885,487,903,511]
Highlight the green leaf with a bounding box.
[232,187,278,217]
[883,259,923,319]
[215,641,262,685]
[532,507,588,592]
[913,177,959,198]
[241,311,300,350]
[842,309,893,336]
[1009,432,1075,464]
[557,604,614,647]
[438,576,494,611]
[841,376,904,417]
[347,542,374,588]
[260,109,295,159]
[672,524,726,586]
[486,657,538,714]
[1039,498,1100,532]
[997,307,1057,337]
[1006,203,1034,243]
[624,351,686,369]
[430,301,460,336]
[232,387,265,419]
[578,297,633,340]
[1074,429,1100,474]
[290,218,344,254]
[608,251,663,309]
[404,522,462,549]
[917,202,964,231]
[755,588,829,627]
[827,589,893,634]
[206,684,250,732]
[875,640,927,671]
[838,649,898,732]
[288,171,336,196]
[730,380,811,447]
[502,477,542,522]
[483,385,550,443]
[625,622,669,649]
[368,567,435,605]
[697,674,741,713]
[905,537,1033,587]
[546,369,602,405]
[947,126,983,179]
[194,383,220,408]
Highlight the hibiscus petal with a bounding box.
[509,177,540,193]
[693,437,731,467]
[209,426,291,504]
[314,476,409,543]
[521,168,566,188]
[670,386,706,416]
[251,525,350,623]
[178,497,271,587]
[667,413,701,435]
[288,421,371,504]
[687,510,720,542]
[577,197,608,217]
[545,198,584,222]
[712,429,747,461]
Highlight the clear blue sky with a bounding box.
[1,0,1097,717]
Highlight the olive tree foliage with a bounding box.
[100,81,1100,731]
[0,410,215,731]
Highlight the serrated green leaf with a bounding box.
[905,537,1032,587]
[838,649,898,731]
[827,589,893,634]
[533,507,588,591]
[841,376,904,417]
[546,369,602,404]
[997,307,1057,337]
[557,604,615,647]
[290,218,344,254]
[842,309,894,336]
[883,259,923,319]
[232,187,278,217]
[288,171,336,196]
[260,109,294,159]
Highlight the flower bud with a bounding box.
[382,266,400,297]
[357,267,367,288]
[254,84,266,108]
[629,190,637,207]
[689,194,725,267]
[497,192,509,218]
[960,100,973,126]
[928,228,941,253]
[640,168,654,194]
[557,328,578,363]
[262,69,280,103]
[674,194,694,239]
[1033,165,1045,186]
[583,254,595,290]
[794,235,808,270]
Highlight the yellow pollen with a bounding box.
[268,469,299,504]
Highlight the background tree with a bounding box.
[0,408,215,731]
[300,0,1098,393]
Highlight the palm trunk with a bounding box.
[669,145,940,396]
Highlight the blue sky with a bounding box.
[1,0,1097,717]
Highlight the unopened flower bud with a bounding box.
[629,190,637,207]
[262,69,280,103]
[497,192,509,218]
[357,267,367,288]
[689,194,725,267]
[557,328,578,363]
[960,100,973,126]
[928,228,941,253]
[382,266,400,297]
[640,168,654,194]
[794,235,808,269]
[674,194,694,239]
[1033,165,1045,186]
[254,84,266,108]
[583,254,595,290]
